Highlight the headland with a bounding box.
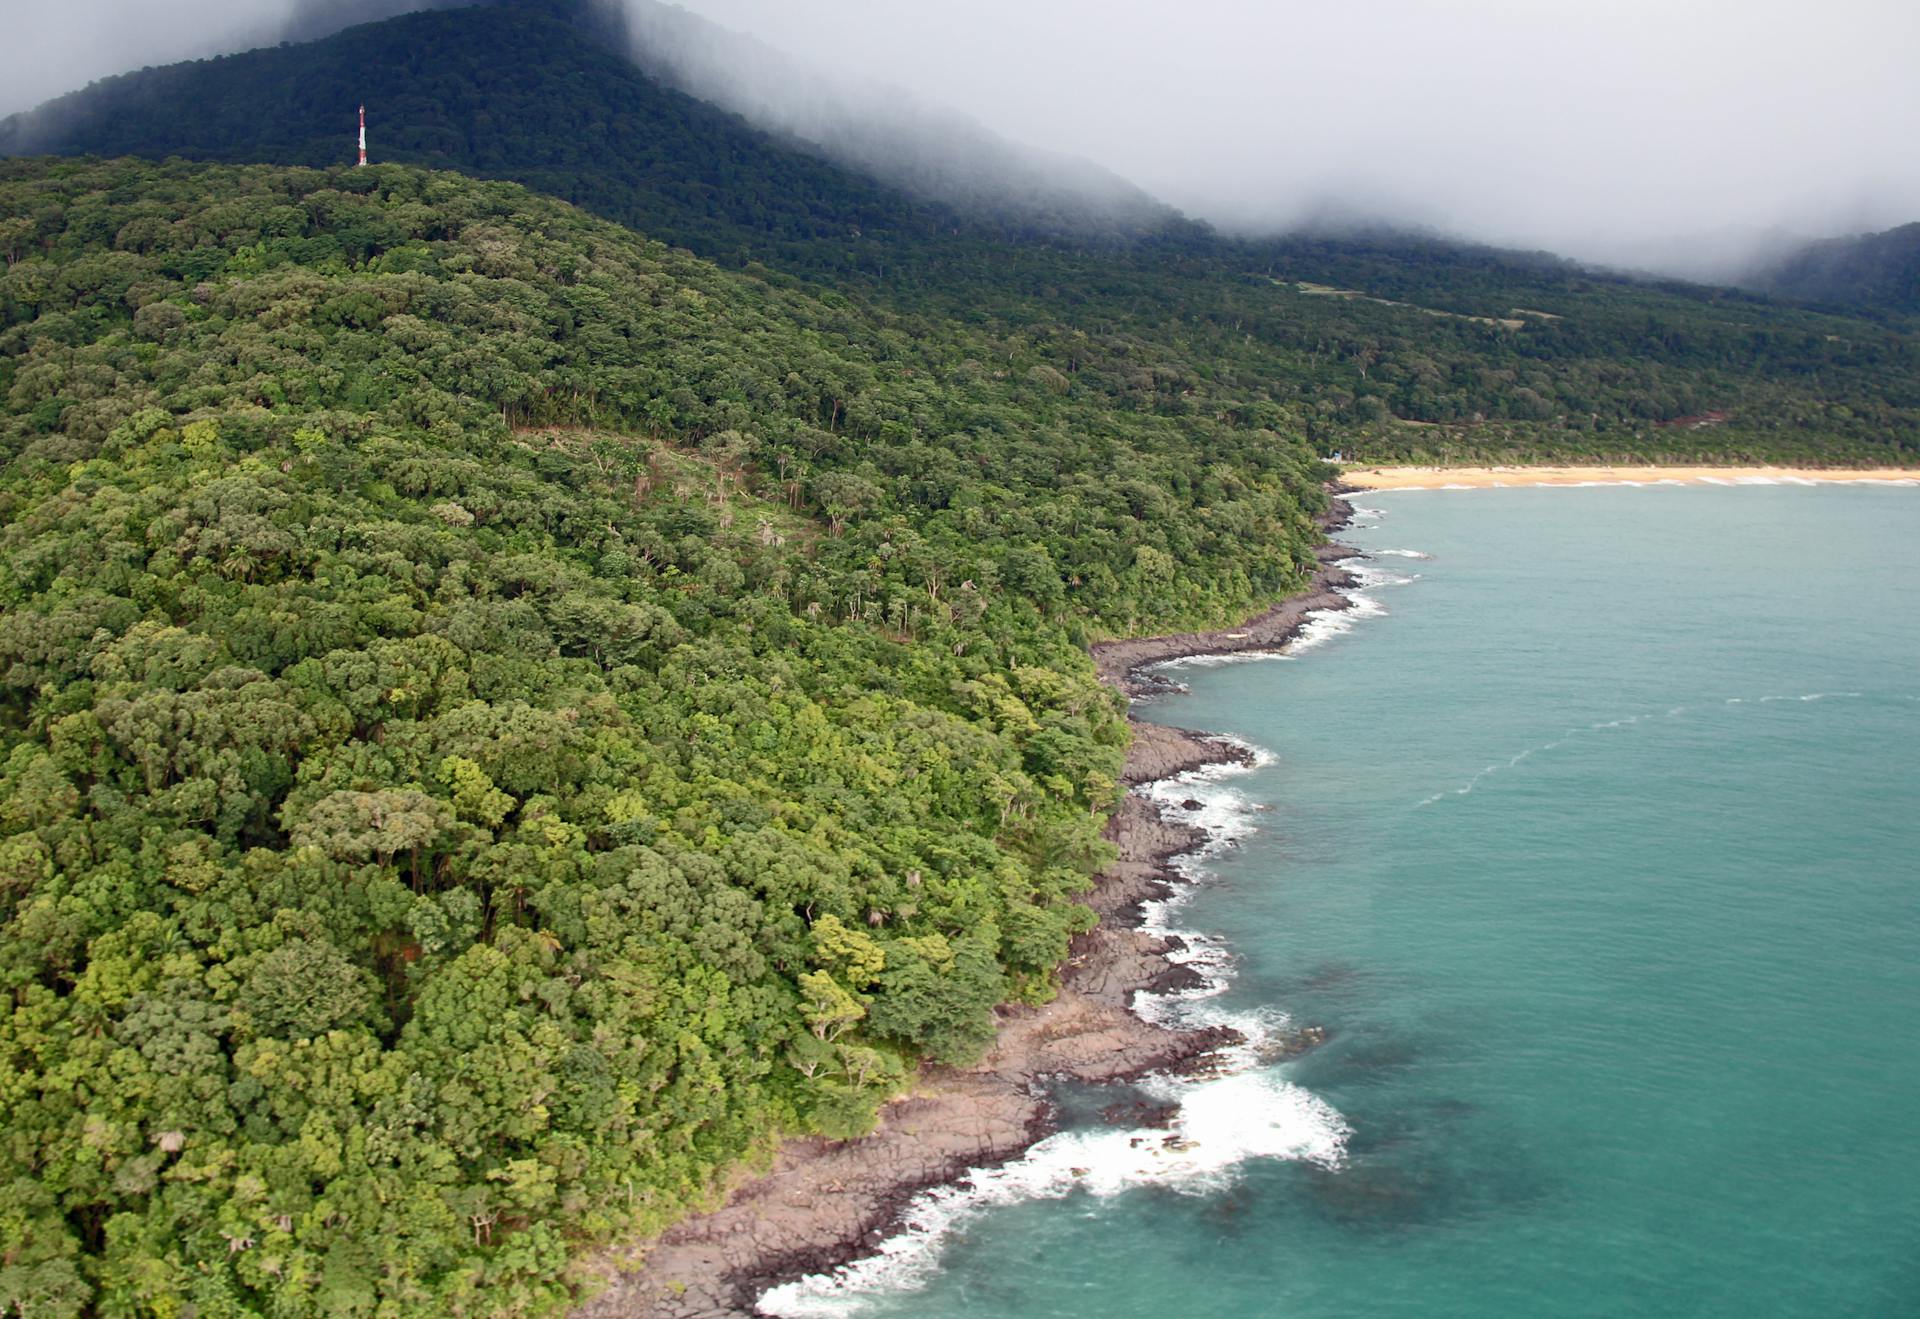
[575,514,1358,1317]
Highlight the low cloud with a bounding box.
[659,0,1920,272]
[8,0,1915,275]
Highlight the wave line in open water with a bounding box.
[1417,692,1898,807]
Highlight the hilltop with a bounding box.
[0,0,953,274]
[4,2,1917,467]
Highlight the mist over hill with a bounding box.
[8,0,1918,310]
[4,0,1919,465]
[615,0,1172,242]
[657,0,1920,275]
[1744,223,1920,316]
[3,0,1166,245]
[2,2,1919,1313]
[0,1,964,272]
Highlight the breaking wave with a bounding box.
[1288,557,1415,655]
[759,745,1351,1317]
[756,1064,1345,1316]
[756,582,1406,1316]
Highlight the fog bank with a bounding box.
[660,0,1920,274]
[7,0,1916,276]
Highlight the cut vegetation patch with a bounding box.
[1283,280,1528,330]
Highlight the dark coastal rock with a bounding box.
[1090,549,1362,700]
[1259,1024,1331,1063]
[1100,1099,1181,1129]
[1147,961,1209,995]
[1164,1026,1249,1078]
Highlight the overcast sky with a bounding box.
[664,0,1920,264]
[7,0,1917,267]
[7,2,292,112]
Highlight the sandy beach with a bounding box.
[572,516,1358,1318]
[1339,464,1920,491]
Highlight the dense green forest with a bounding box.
[0,156,1336,1314]
[2,2,1918,1312]
[5,0,1918,466]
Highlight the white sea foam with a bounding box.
[1148,554,1417,677]
[1417,710,1683,807]
[1349,565,1416,591]
[1149,648,1289,673]
[757,1066,1346,1317]
[1589,713,1652,730]
[1286,590,1386,654]
[759,671,1370,1316]
[1134,748,1275,1005]
[1152,560,1410,669]
[1282,554,1414,656]
[1415,734,1572,807]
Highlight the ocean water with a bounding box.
[763,485,1920,1319]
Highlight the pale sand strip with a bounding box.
[1340,464,1920,490]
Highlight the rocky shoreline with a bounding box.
[576,506,1357,1319]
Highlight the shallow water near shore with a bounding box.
[765,485,1920,1317]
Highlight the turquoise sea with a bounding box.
[765,484,1920,1318]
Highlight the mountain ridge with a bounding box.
[3,0,1918,465]
[1744,221,1920,315]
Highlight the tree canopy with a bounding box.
[5,0,1917,466]
[0,156,1339,1315]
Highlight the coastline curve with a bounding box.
[575,500,1363,1319]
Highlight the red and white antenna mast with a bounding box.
[357,104,367,167]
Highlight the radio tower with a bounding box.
[357,104,367,167]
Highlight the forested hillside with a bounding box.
[5,0,1919,465]
[1,1,1918,1307]
[1747,222,1920,316]
[0,156,1334,1315]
